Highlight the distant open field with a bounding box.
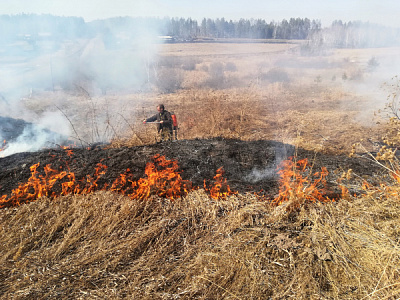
[9,41,397,154]
[115,42,399,153]
[157,41,298,56]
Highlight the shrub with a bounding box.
[203,62,226,89]
[367,56,379,71]
[225,62,237,72]
[261,68,290,83]
[200,64,209,72]
[382,76,400,120]
[157,56,181,68]
[181,58,198,71]
[349,68,364,80]
[209,62,225,79]
[154,67,184,93]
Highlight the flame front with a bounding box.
[0,152,232,208]
[0,152,348,210]
[128,154,192,200]
[272,157,334,209]
[0,140,6,152]
[204,167,237,199]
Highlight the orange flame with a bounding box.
[340,185,349,198]
[1,153,236,208]
[0,155,108,208]
[66,149,73,157]
[0,152,357,210]
[392,172,400,184]
[0,140,6,152]
[360,172,400,198]
[128,154,192,200]
[77,163,108,194]
[0,153,358,210]
[204,167,237,199]
[0,162,69,207]
[61,143,77,151]
[272,157,334,209]
[109,169,132,195]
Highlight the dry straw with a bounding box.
[1,183,400,298]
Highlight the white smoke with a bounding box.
[0,16,162,156]
[0,111,71,157]
[245,167,278,182]
[245,143,293,182]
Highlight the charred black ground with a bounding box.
[0,138,379,200]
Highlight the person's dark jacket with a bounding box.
[146,110,173,133]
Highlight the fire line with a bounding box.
[0,152,236,208]
[0,151,347,210]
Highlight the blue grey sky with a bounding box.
[1,0,400,27]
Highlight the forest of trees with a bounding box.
[0,14,399,49]
[164,17,322,40]
[0,14,320,41]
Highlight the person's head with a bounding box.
[157,104,165,112]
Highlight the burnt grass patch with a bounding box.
[0,138,378,201]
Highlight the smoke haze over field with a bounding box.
[0,16,162,156]
[0,7,400,157]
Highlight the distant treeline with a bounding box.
[0,14,399,48]
[166,17,320,40]
[0,14,318,40]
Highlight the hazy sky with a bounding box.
[1,0,400,28]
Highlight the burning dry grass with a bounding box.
[1,147,400,298]
[1,184,400,299]
[0,152,237,209]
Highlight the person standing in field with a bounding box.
[143,104,173,141]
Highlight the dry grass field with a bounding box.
[2,42,400,299]
[18,42,398,152]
